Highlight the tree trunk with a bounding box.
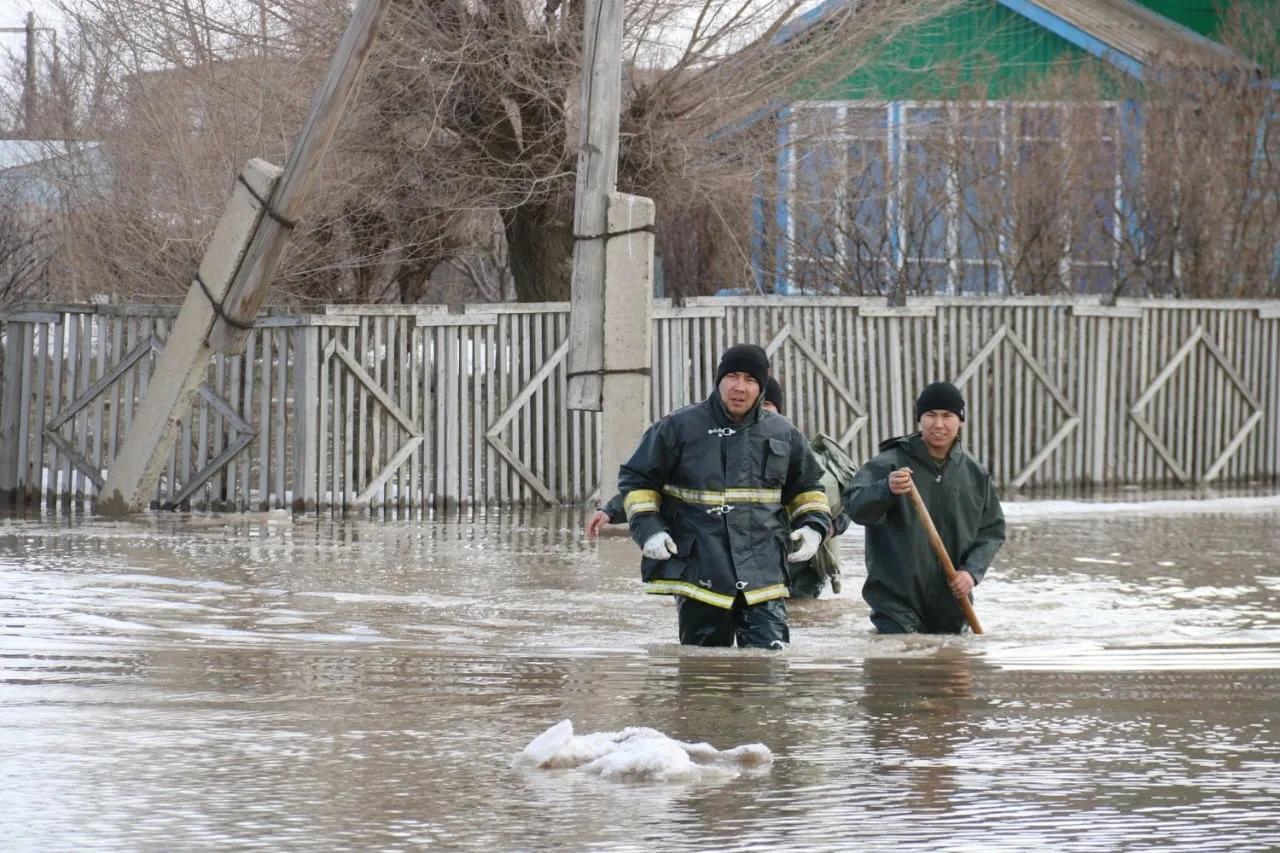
[394,257,439,303]
[503,203,573,301]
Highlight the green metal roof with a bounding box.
[788,0,1261,101]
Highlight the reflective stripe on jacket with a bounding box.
[618,390,832,609]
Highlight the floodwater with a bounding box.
[2,495,1279,851]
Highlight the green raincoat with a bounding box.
[843,433,1005,633]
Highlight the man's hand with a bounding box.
[642,531,679,560]
[787,527,823,563]
[949,570,975,600]
[888,467,914,495]
[584,510,610,539]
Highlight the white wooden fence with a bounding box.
[2,297,1278,511]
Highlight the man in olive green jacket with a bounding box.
[842,382,1005,634]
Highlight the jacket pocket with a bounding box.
[763,437,791,483]
[672,526,697,559]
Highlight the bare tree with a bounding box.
[1,0,950,305]
[0,179,51,308]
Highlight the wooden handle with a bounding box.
[906,486,984,635]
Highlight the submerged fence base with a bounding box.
[1,298,1278,512]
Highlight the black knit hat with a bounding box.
[764,377,784,413]
[915,381,965,421]
[715,343,770,391]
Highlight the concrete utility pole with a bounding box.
[97,160,281,515]
[596,192,654,503]
[100,0,394,514]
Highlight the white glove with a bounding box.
[787,527,823,563]
[642,531,679,560]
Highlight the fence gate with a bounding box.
[952,323,1080,489]
[764,322,868,447]
[1130,325,1264,484]
[320,329,423,506]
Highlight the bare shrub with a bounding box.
[1,0,948,305]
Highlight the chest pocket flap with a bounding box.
[764,437,791,483]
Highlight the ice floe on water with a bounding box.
[517,720,772,783]
[1000,493,1280,520]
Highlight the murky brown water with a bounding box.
[2,497,1279,851]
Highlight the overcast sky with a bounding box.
[1,0,64,42]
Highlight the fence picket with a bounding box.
[2,299,1278,511]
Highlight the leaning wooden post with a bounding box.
[566,0,624,412]
[99,0,393,514]
[207,0,394,354]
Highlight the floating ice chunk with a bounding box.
[585,734,706,782]
[716,742,773,768]
[519,720,772,782]
[520,719,575,767]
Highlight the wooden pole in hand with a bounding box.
[907,485,984,634]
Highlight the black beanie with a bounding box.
[915,381,965,421]
[715,343,770,391]
[764,377,784,413]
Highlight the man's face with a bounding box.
[919,409,961,454]
[719,371,761,420]
[762,401,779,414]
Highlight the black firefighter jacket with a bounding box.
[843,433,1006,632]
[618,390,832,609]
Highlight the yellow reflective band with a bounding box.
[662,485,727,504]
[724,488,784,502]
[662,485,783,506]
[645,580,737,609]
[624,489,662,520]
[742,584,791,605]
[786,490,831,518]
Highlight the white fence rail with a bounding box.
[2,298,1277,511]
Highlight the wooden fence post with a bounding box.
[0,322,22,506]
[291,323,320,511]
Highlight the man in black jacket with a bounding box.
[617,344,832,648]
[842,382,1005,634]
[585,377,787,538]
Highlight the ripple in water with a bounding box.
[0,500,1277,850]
